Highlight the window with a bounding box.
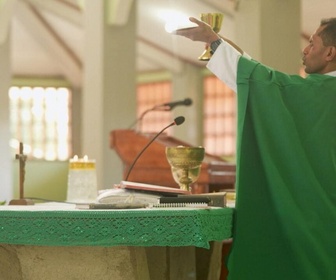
[9,86,72,161]
[136,77,236,158]
[203,76,236,157]
[136,81,172,133]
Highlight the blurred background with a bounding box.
[1,0,334,201]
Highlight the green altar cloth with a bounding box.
[228,57,336,279]
[0,204,233,249]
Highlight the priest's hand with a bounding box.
[173,17,220,44]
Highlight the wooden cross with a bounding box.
[16,142,27,199]
[9,142,34,205]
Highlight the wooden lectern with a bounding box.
[110,130,236,193]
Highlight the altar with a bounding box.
[0,204,233,280]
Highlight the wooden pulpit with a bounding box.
[110,130,236,193]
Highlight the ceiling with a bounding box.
[4,0,336,88]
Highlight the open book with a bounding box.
[94,181,227,208]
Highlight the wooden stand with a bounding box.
[8,199,34,205]
[9,142,34,206]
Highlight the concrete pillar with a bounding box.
[0,28,12,201]
[235,0,301,74]
[172,64,204,147]
[82,0,136,188]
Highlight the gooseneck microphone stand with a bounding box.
[125,116,185,181]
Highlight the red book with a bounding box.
[119,181,190,196]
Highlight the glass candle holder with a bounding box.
[66,155,98,203]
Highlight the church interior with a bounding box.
[1,0,333,202]
[0,1,334,279]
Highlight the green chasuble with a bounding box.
[227,57,336,280]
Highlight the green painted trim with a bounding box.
[11,77,72,88]
[136,69,213,84]
[11,70,213,88]
[12,70,211,87]
[137,71,172,84]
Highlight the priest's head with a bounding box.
[302,18,336,74]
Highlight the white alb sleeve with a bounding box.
[207,40,251,93]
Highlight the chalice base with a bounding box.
[198,47,212,61]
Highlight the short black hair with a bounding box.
[319,18,336,47]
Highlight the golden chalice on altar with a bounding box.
[198,13,224,61]
[166,146,205,191]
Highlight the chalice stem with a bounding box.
[180,169,192,191]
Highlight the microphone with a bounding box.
[127,98,192,130]
[161,98,193,110]
[125,116,185,181]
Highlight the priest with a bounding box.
[175,17,336,280]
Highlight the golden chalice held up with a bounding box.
[198,13,224,61]
[166,146,205,191]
